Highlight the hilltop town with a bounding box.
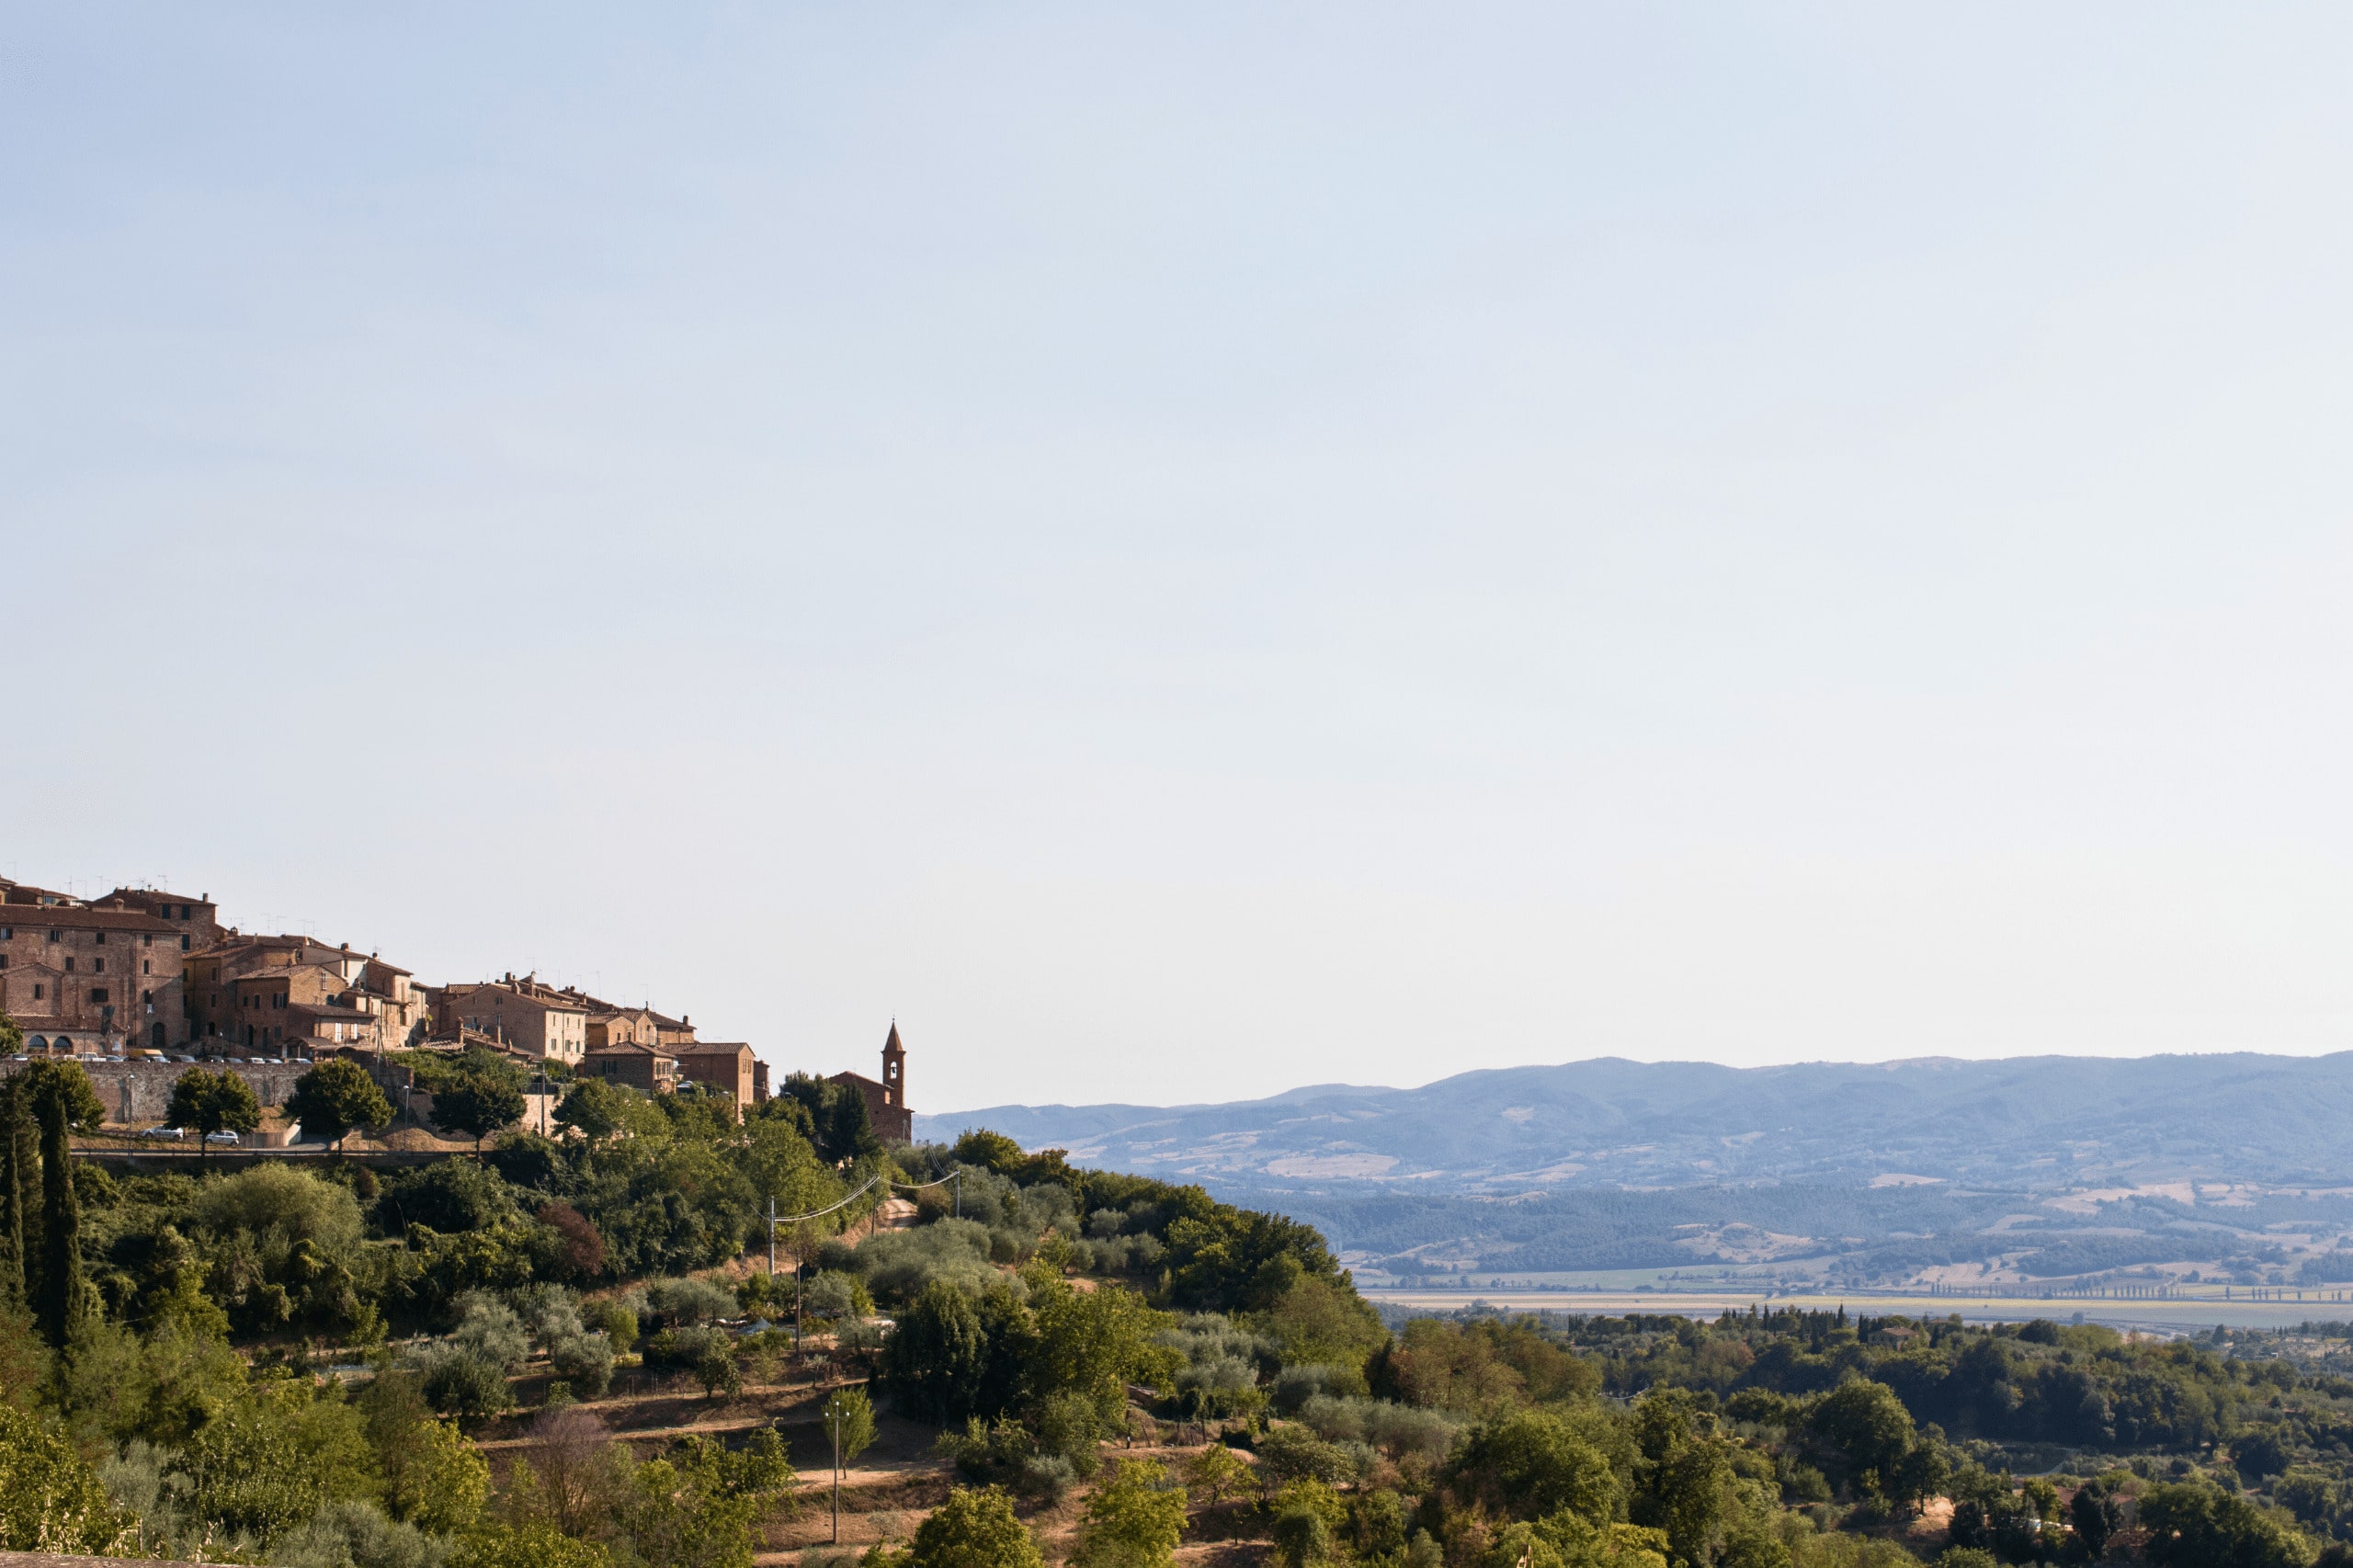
[0,872,912,1140]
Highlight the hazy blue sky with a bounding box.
[9,6,2353,1111]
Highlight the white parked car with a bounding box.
[204,1131,241,1146]
[138,1126,187,1140]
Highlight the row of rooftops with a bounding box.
[3,876,821,1098]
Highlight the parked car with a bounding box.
[137,1126,187,1141]
[204,1131,240,1146]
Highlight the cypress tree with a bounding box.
[0,1079,26,1308]
[34,1085,78,1346]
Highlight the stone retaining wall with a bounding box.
[0,1057,308,1125]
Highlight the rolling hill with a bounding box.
[915,1053,2353,1284]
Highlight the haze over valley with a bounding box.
[926,1052,2353,1301]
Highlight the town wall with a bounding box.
[0,1058,307,1126]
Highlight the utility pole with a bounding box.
[828,1401,843,1543]
[767,1199,777,1279]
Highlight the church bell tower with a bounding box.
[882,1021,905,1112]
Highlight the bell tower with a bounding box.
[882,1020,905,1112]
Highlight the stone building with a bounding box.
[101,887,223,949]
[430,974,588,1064]
[829,1022,912,1142]
[0,900,188,1051]
[185,934,417,1054]
[674,1040,759,1113]
[582,1040,679,1096]
[585,1000,662,1050]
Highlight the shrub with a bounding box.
[694,1340,744,1400]
[192,1164,366,1256]
[642,1277,737,1326]
[1298,1395,1461,1462]
[421,1349,512,1418]
[805,1271,873,1322]
[549,1333,615,1398]
[644,1324,733,1376]
[1070,1460,1187,1568]
[449,1294,530,1372]
[908,1485,1042,1568]
[583,1301,639,1356]
[854,1221,996,1303]
[1255,1426,1352,1492]
[0,1402,133,1554]
[376,1160,517,1236]
[269,1497,444,1568]
[1270,1365,1354,1416]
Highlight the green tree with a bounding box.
[0,1075,29,1310]
[168,1065,261,1157]
[20,1062,102,1347]
[883,1279,990,1423]
[693,1339,743,1402]
[0,1400,132,1553]
[1806,1380,1917,1505]
[1183,1443,1250,1506]
[2139,1479,2316,1568]
[776,1073,879,1165]
[1028,1272,1180,1418]
[1256,1276,1387,1374]
[285,1059,392,1152]
[2070,1478,2121,1562]
[621,1430,793,1568]
[1072,1459,1188,1568]
[1625,1391,1785,1568]
[1443,1410,1621,1525]
[432,1071,527,1155]
[824,1386,879,1542]
[554,1077,631,1145]
[908,1485,1043,1568]
[176,1377,378,1548]
[362,1370,492,1532]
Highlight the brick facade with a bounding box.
[432,974,587,1064]
[582,1041,678,1095]
[0,902,188,1051]
[184,935,411,1055]
[674,1041,758,1113]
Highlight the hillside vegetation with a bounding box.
[0,1028,2349,1565]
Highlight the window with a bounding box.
[0,927,10,939]
[48,930,60,942]
[274,994,286,1009]
[181,936,190,950]
[89,988,108,1005]
[142,990,152,1004]
[92,959,104,974]
[142,934,152,947]
[142,960,150,975]
[31,984,43,1001]
[63,958,74,973]
[93,931,106,945]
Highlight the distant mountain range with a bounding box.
[915,1051,2353,1197]
[920,1054,2353,1284]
